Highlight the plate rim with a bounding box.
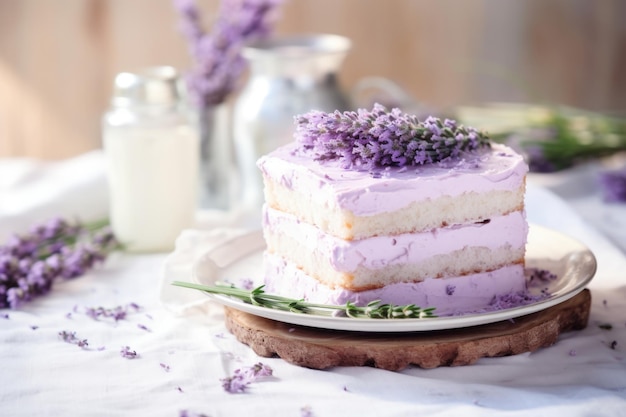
[191,224,597,332]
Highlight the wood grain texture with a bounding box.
[0,0,624,160]
[224,289,591,371]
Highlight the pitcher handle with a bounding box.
[350,76,420,110]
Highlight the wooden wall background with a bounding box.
[0,0,624,160]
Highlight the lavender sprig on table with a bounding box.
[173,0,282,108]
[493,108,626,173]
[0,217,120,309]
[172,281,437,319]
[295,103,491,170]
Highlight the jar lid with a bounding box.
[111,66,184,107]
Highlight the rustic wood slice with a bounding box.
[223,289,591,371]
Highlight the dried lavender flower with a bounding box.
[83,303,142,322]
[527,267,558,285]
[179,411,209,417]
[137,323,151,332]
[59,330,89,349]
[295,104,491,170]
[486,291,549,311]
[173,0,282,108]
[120,346,139,359]
[220,362,273,393]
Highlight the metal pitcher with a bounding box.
[232,33,426,219]
[232,34,352,212]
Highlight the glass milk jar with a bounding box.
[102,66,199,253]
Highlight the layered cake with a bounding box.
[257,104,529,316]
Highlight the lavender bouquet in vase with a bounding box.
[173,0,282,210]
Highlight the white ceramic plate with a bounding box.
[191,225,596,332]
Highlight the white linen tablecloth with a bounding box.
[1,151,625,417]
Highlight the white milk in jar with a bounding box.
[102,67,199,252]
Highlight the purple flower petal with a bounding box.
[120,346,139,359]
[220,362,273,393]
[599,167,626,203]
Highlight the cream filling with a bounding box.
[263,207,527,290]
[263,253,527,316]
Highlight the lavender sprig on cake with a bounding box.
[295,103,491,170]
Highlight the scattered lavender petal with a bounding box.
[120,346,139,359]
[480,290,550,313]
[30,325,38,330]
[160,363,171,372]
[179,411,209,417]
[137,323,151,332]
[220,362,273,394]
[240,278,254,290]
[569,349,577,357]
[82,303,142,322]
[527,268,558,286]
[59,330,89,349]
[300,405,314,417]
[599,167,626,203]
[445,285,456,296]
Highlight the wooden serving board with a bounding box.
[224,289,591,371]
